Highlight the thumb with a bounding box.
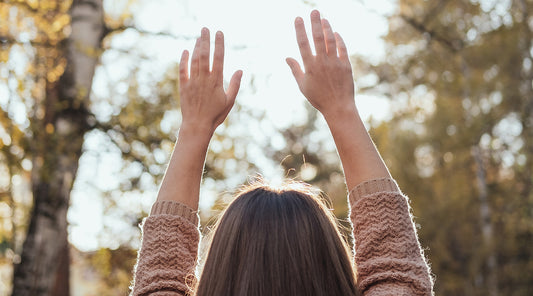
[226,70,243,103]
[286,57,304,84]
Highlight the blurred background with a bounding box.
[0,0,532,295]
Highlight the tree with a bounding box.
[2,1,105,294]
[1,1,252,295]
[355,0,533,294]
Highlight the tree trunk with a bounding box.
[11,0,105,295]
[460,54,498,295]
[518,0,533,221]
[472,145,497,296]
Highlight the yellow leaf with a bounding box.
[52,14,70,33]
[0,50,9,63]
[45,123,54,134]
[26,0,39,10]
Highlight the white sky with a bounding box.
[68,0,397,251]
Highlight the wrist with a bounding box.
[322,103,360,126]
[178,121,215,143]
[324,107,369,140]
[180,120,215,136]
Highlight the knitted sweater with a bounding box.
[130,178,434,295]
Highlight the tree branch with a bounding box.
[422,0,451,24]
[401,15,464,52]
[351,0,391,18]
[103,25,196,41]
[93,120,158,167]
[0,35,55,48]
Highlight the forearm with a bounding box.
[324,105,391,191]
[156,123,212,211]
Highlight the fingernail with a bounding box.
[202,27,208,34]
[216,31,223,38]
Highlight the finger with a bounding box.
[179,50,189,84]
[310,10,326,56]
[199,27,210,74]
[226,70,243,103]
[335,32,349,62]
[294,17,313,66]
[322,19,337,57]
[212,31,224,82]
[286,57,304,84]
[191,37,201,77]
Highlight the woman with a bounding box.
[130,10,434,296]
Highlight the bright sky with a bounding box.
[68,0,397,251]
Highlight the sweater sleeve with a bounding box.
[130,201,200,296]
[349,178,434,296]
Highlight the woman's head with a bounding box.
[195,181,358,296]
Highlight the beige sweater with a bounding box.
[130,178,434,295]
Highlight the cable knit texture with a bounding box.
[130,178,434,295]
[130,202,200,296]
[349,178,434,295]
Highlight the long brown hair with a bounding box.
[194,181,359,296]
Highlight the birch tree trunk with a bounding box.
[458,48,498,294]
[11,0,105,295]
[472,145,497,295]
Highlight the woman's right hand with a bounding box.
[286,10,356,120]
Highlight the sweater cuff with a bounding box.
[150,200,199,225]
[348,177,401,204]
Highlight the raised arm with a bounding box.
[131,28,242,296]
[286,10,390,191]
[287,11,434,295]
[157,28,242,210]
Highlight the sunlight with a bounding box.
[69,0,396,251]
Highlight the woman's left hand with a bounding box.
[179,27,243,135]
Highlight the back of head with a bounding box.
[195,181,358,296]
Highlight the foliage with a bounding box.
[0,3,77,292]
[355,0,533,294]
[0,0,256,295]
[2,0,531,294]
